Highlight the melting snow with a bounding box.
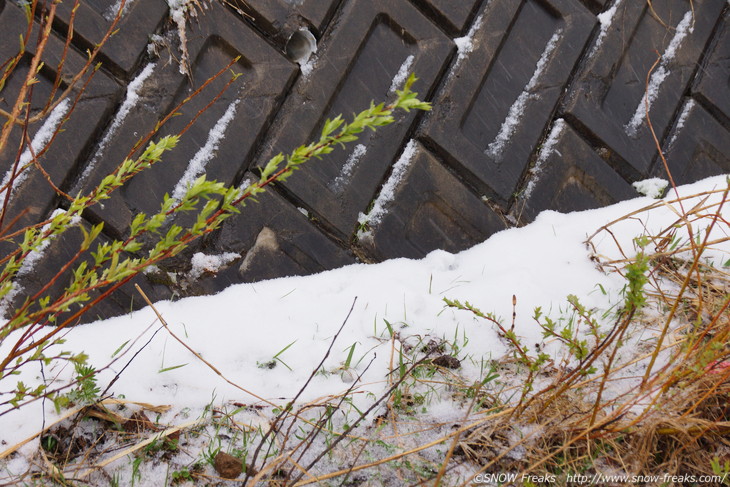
[0,99,71,203]
[103,0,137,21]
[331,144,367,192]
[78,63,156,187]
[454,13,484,68]
[522,118,566,199]
[485,29,562,159]
[188,252,240,281]
[357,139,417,238]
[625,10,694,137]
[633,178,669,199]
[300,58,316,77]
[171,98,241,201]
[589,0,622,57]
[389,55,415,94]
[667,98,695,149]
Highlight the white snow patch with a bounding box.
[300,57,317,78]
[237,176,253,195]
[667,98,695,148]
[486,29,563,159]
[147,34,166,57]
[0,99,71,204]
[78,63,156,187]
[167,0,192,17]
[188,252,240,281]
[625,10,694,136]
[357,140,418,237]
[389,55,415,94]
[171,98,241,201]
[523,118,566,199]
[104,0,137,21]
[454,13,484,68]
[633,178,669,199]
[589,0,622,57]
[331,144,367,192]
[143,264,161,275]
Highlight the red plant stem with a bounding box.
[118,57,239,166]
[0,1,58,231]
[46,0,83,110]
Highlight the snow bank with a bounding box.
[1,175,728,457]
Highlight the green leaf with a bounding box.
[80,223,104,250]
[111,341,130,358]
[321,115,344,138]
[159,363,188,373]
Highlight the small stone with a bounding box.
[432,355,461,369]
[214,451,243,479]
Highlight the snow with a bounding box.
[625,10,694,137]
[667,98,695,148]
[77,63,156,187]
[485,29,562,159]
[522,118,565,199]
[589,0,622,57]
[188,252,240,281]
[389,55,415,94]
[171,98,240,201]
[1,175,728,481]
[632,177,668,199]
[167,0,191,17]
[454,13,484,67]
[103,0,137,21]
[0,99,71,203]
[357,139,417,237]
[331,143,367,192]
[300,57,316,78]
